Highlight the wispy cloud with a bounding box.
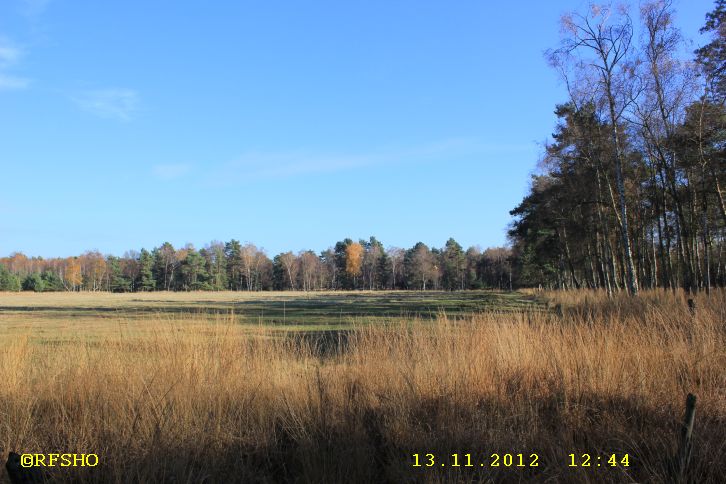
[208,139,536,185]
[72,88,140,121]
[0,74,30,90]
[152,163,192,180]
[0,39,29,91]
[0,43,21,67]
[20,0,52,17]
[218,151,375,181]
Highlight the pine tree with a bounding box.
[22,273,44,292]
[0,265,21,291]
[137,249,155,291]
[107,256,131,292]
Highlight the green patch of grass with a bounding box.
[0,290,545,342]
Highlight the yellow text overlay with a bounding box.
[20,453,99,467]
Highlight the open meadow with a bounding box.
[0,289,724,483]
[0,290,542,338]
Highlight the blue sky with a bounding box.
[0,0,714,258]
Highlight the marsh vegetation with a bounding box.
[0,289,723,482]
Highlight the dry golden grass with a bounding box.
[0,289,724,483]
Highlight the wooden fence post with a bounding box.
[687,299,696,316]
[553,303,563,318]
[5,452,45,483]
[677,393,696,482]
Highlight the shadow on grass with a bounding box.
[22,393,723,483]
[0,291,546,327]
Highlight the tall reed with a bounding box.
[0,290,723,482]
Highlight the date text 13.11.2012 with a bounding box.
[412,453,539,468]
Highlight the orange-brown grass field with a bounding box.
[0,289,724,483]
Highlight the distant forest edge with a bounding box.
[0,239,512,292]
[1,1,725,294]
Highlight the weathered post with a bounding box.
[5,452,45,483]
[687,298,696,316]
[677,393,696,482]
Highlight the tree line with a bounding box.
[509,1,726,294]
[0,238,514,292]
